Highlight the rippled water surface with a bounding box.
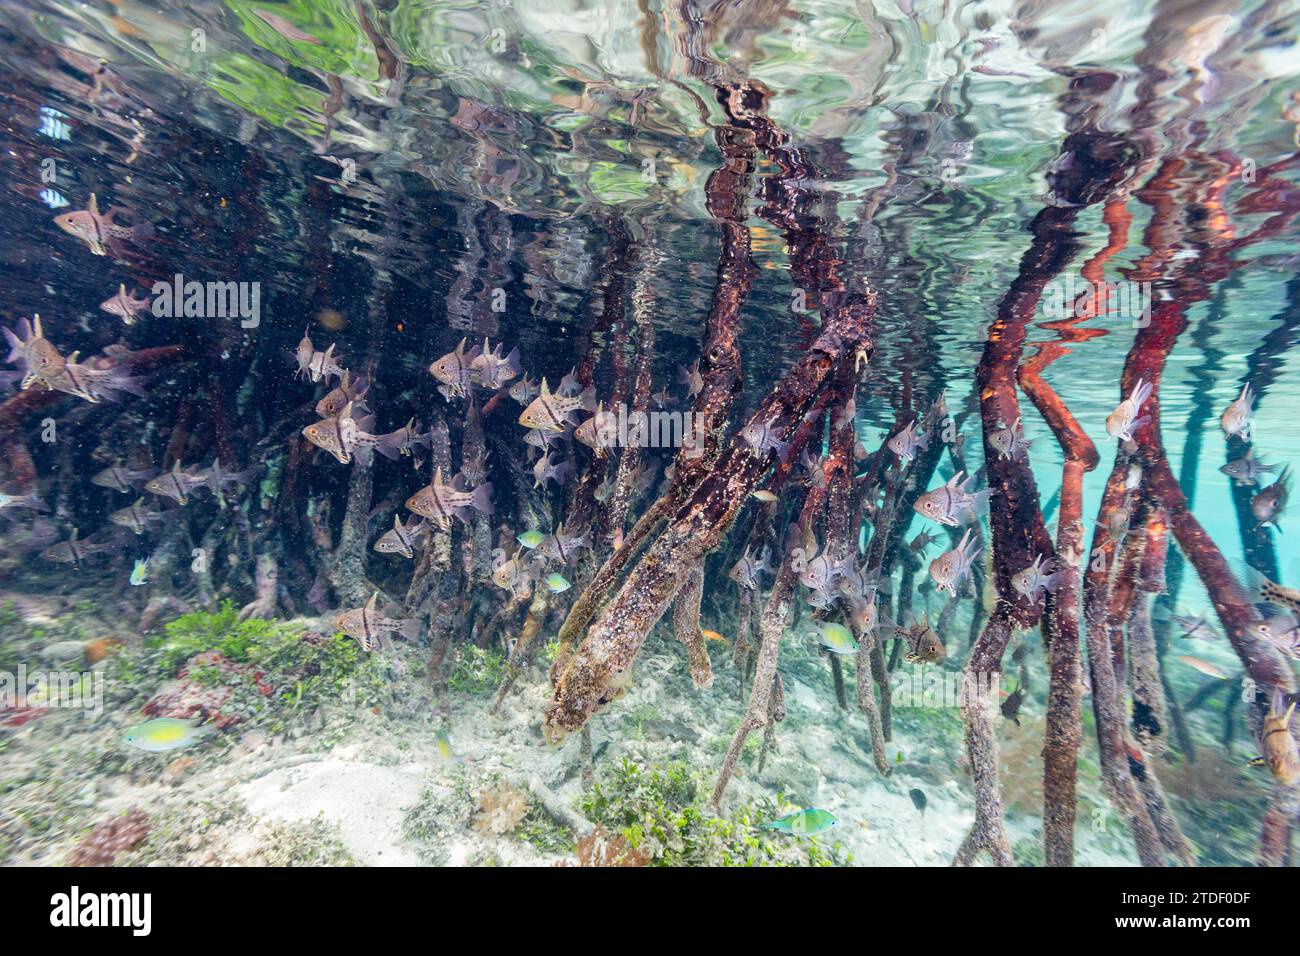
[1,0,1300,869]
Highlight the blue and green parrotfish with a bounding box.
[761,808,838,836]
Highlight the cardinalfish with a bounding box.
[887,419,928,464]
[331,591,420,652]
[200,460,255,499]
[847,594,878,634]
[1220,383,1255,441]
[1105,378,1153,443]
[700,629,729,645]
[53,192,139,256]
[4,315,64,390]
[532,451,572,490]
[315,370,369,418]
[374,514,429,559]
[99,284,151,324]
[428,338,481,399]
[1220,448,1277,486]
[914,471,990,527]
[896,613,946,664]
[302,402,406,465]
[1250,688,1300,785]
[491,549,535,597]
[539,522,589,564]
[381,418,433,458]
[293,328,346,384]
[990,417,1031,461]
[1251,467,1290,530]
[678,360,704,399]
[0,491,47,512]
[740,414,789,461]
[47,351,147,404]
[468,338,523,390]
[1011,552,1061,602]
[1152,604,1217,640]
[145,462,209,506]
[508,374,539,404]
[728,546,773,591]
[109,498,169,535]
[406,466,493,530]
[573,404,611,452]
[91,463,156,494]
[41,529,123,566]
[518,377,597,432]
[1238,563,1300,618]
[929,529,980,597]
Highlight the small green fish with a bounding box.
[761,807,838,836]
[817,621,858,655]
[129,557,149,586]
[123,717,214,752]
[434,729,465,764]
[517,529,545,549]
[546,572,571,593]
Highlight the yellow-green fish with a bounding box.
[434,729,466,765]
[129,557,149,586]
[761,807,838,835]
[817,621,858,655]
[546,572,571,593]
[123,717,214,752]
[517,529,545,549]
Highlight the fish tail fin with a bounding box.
[472,482,494,514]
[1231,558,1273,606]
[399,618,422,640]
[373,430,404,460]
[1132,378,1154,408]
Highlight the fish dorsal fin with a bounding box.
[118,283,127,296]
[949,470,964,488]
[88,193,100,216]
[433,465,444,486]
[172,460,183,476]
[393,513,403,531]
[539,377,551,398]
[33,313,43,338]
[1284,701,1297,729]
[365,590,379,614]
[340,400,354,421]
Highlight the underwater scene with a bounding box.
[0,0,1299,871]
